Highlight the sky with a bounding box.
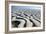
[11,6,41,14]
[11,6,41,11]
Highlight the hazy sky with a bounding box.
[11,6,41,10]
[11,6,41,13]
